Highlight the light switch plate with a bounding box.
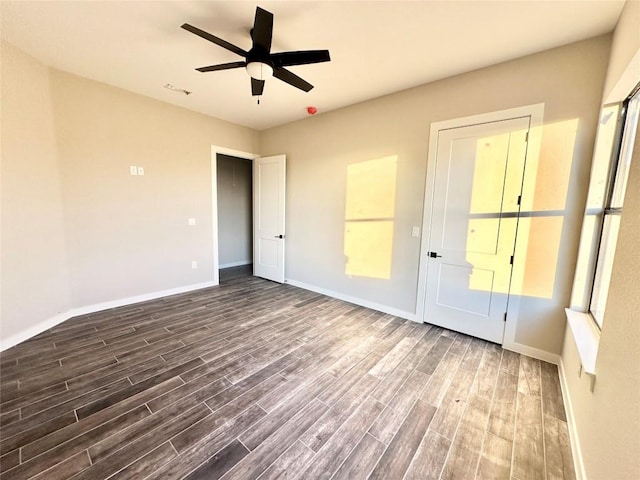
[130,165,138,176]
[412,226,420,238]
[137,167,145,176]
[188,218,196,226]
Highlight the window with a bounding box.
[571,87,639,329]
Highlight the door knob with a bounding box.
[274,234,284,239]
[428,251,442,258]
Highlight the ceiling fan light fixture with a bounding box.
[246,61,273,80]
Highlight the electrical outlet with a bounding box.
[130,165,138,176]
[191,261,198,269]
[137,166,145,176]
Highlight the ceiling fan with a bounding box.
[182,7,331,99]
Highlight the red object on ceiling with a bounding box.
[307,106,318,115]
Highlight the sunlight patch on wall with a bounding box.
[531,120,577,211]
[344,156,398,279]
[344,220,395,279]
[462,119,577,300]
[511,118,578,299]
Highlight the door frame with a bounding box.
[415,104,544,347]
[211,145,259,286]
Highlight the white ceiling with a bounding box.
[1,1,625,130]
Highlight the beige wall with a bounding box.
[562,127,640,480]
[0,31,619,360]
[50,70,258,307]
[260,35,611,356]
[216,154,252,267]
[560,1,640,478]
[1,42,259,345]
[1,42,72,344]
[603,0,640,101]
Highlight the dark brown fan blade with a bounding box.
[181,23,247,57]
[252,7,273,53]
[273,67,313,92]
[251,78,265,96]
[270,50,330,67]
[196,61,246,72]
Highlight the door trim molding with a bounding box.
[211,146,259,286]
[415,104,545,344]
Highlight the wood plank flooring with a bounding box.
[0,275,575,479]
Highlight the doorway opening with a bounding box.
[211,147,286,286]
[215,152,254,284]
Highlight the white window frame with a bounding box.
[566,85,639,378]
[588,88,639,328]
[589,94,638,328]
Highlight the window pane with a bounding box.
[570,104,621,310]
[587,88,639,328]
[586,104,620,209]
[590,214,621,328]
[611,92,639,208]
[570,214,600,309]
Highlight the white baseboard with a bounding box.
[219,260,252,269]
[69,281,217,317]
[502,339,561,365]
[0,312,70,352]
[284,279,567,368]
[0,281,217,352]
[284,278,417,321]
[558,358,587,480]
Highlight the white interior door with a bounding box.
[253,155,286,283]
[423,117,530,343]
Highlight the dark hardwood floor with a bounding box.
[0,276,575,479]
[219,264,253,284]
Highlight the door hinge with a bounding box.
[517,195,522,206]
[525,131,529,142]
[510,255,514,265]
[504,312,507,322]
